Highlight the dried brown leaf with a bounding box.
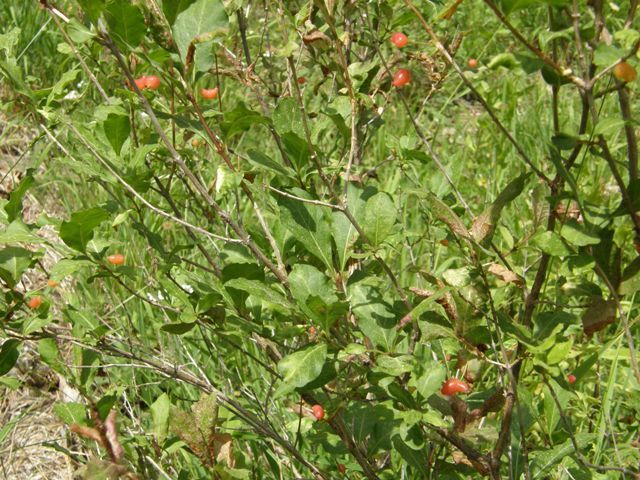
[487,262,524,287]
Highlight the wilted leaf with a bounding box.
[581,296,616,336]
[425,193,469,239]
[471,173,530,245]
[487,262,523,287]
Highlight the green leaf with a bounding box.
[277,188,334,270]
[362,192,397,246]
[103,114,130,155]
[47,68,79,104]
[349,276,398,351]
[172,0,229,72]
[593,43,623,67]
[471,173,530,245]
[272,97,305,138]
[246,149,292,176]
[4,170,35,222]
[105,0,146,50]
[559,219,600,247]
[408,360,446,399]
[76,0,105,24]
[0,220,41,244]
[150,393,171,442]
[0,339,20,376]
[54,402,88,425]
[59,207,110,252]
[50,259,94,280]
[0,247,34,288]
[373,355,413,377]
[289,264,340,328]
[38,338,65,375]
[275,344,327,398]
[224,278,290,310]
[530,433,595,479]
[161,322,197,334]
[532,230,572,256]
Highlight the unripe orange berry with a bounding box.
[468,58,478,69]
[200,87,219,100]
[27,296,42,309]
[107,253,125,266]
[311,404,325,421]
[613,61,637,83]
[47,279,59,288]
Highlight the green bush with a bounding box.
[1,0,639,478]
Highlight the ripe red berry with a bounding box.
[134,76,147,90]
[297,77,306,84]
[613,61,637,83]
[392,69,411,87]
[468,58,478,69]
[337,463,346,474]
[200,87,219,100]
[440,378,470,396]
[145,75,161,90]
[390,32,408,48]
[568,374,577,385]
[27,296,42,309]
[107,253,125,266]
[311,404,325,421]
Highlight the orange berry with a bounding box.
[134,76,147,90]
[613,61,637,83]
[145,75,161,90]
[107,253,125,266]
[390,32,408,48]
[440,378,470,396]
[27,296,42,309]
[392,69,411,87]
[47,279,59,288]
[308,326,317,335]
[311,404,325,421]
[200,87,219,100]
[468,58,478,69]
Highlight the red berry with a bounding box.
[311,404,325,421]
[27,296,42,309]
[134,76,147,90]
[468,58,478,69]
[308,326,317,335]
[297,77,306,84]
[440,378,470,396]
[200,87,219,100]
[392,69,411,87]
[568,374,577,385]
[145,75,161,90]
[613,61,637,83]
[107,253,125,266]
[337,463,346,474]
[390,32,409,48]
